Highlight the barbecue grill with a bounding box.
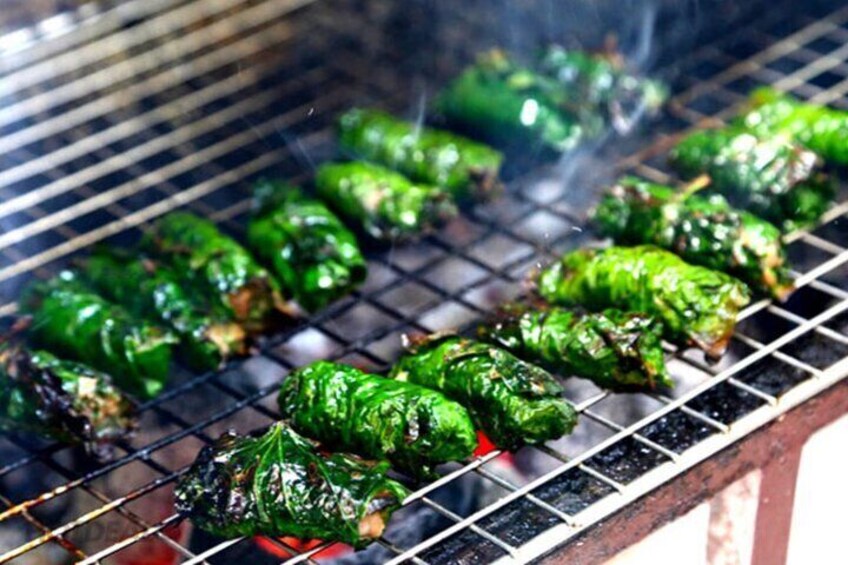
[1,0,847,563]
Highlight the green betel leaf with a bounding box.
[338,108,504,202]
[435,50,584,153]
[278,361,477,478]
[537,46,667,134]
[536,246,751,359]
[174,423,409,546]
[20,271,177,398]
[82,250,247,372]
[740,86,848,166]
[315,161,457,241]
[669,127,834,231]
[389,334,577,451]
[247,183,367,312]
[143,212,287,334]
[0,342,136,457]
[480,304,672,390]
[593,176,795,299]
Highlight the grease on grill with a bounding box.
[811,216,848,249]
[786,239,833,273]
[782,284,839,320]
[638,410,716,454]
[734,309,795,344]
[585,437,671,484]
[736,356,814,397]
[826,310,848,336]
[418,528,508,564]
[780,331,848,370]
[686,381,766,424]
[531,467,616,514]
[477,498,563,547]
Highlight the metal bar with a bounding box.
[530,367,848,565]
[3,435,197,562]
[0,18,322,205]
[581,410,683,462]
[0,0,317,132]
[385,298,848,562]
[76,513,184,565]
[0,492,86,562]
[0,0,185,69]
[419,497,519,559]
[0,139,293,283]
[770,302,848,343]
[3,2,848,564]
[473,466,578,527]
[0,469,182,563]
[179,537,244,565]
[0,87,342,250]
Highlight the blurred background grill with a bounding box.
[0,0,847,563]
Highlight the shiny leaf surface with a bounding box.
[20,271,177,398]
[175,423,408,546]
[480,304,671,390]
[247,183,367,312]
[279,361,477,477]
[594,176,794,299]
[390,334,577,451]
[0,343,136,458]
[315,162,457,241]
[338,108,504,201]
[536,246,750,359]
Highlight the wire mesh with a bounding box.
[0,0,847,563]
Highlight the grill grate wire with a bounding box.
[0,1,847,563]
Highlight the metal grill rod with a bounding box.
[0,492,86,561]
[498,358,848,565]
[0,0,183,67]
[4,138,840,564]
[4,3,848,560]
[0,11,323,218]
[384,292,848,563]
[1,0,185,79]
[0,0,315,131]
[0,79,339,250]
[0,14,319,202]
[3,433,198,562]
[113,156,848,562]
[0,138,289,284]
[675,4,848,104]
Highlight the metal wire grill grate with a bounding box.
[1,1,847,563]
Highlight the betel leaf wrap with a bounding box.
[143,212,286,333]
[669,127,834,231]
[739,86,848,165]
[593,176,794,299]
[247,182,367,312]
[436,50,584,152]
[315,162,457,241]
[20,271,177,398]
[82,251,247,371]
[479,304,671,390]
[389,334,577,451]
[0,343,136,458]
[338,108,504,201]
[537,46,667,134]
[174,422,409,546]
[278,361,477,477]
[536,246,750,358]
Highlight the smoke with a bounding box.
[631,1,659,69]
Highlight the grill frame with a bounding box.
[0,1,847,563]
